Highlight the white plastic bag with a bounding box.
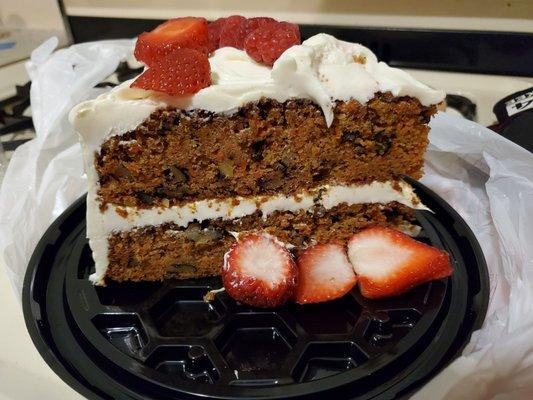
[0,37,133,296]
[1,39,532,399]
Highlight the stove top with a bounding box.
[0,61,145,164]
[0,82,33,150]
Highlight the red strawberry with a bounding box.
[222,234,298,308]
[134,17,208,65]
[244,21,301,65]
[131,48,211,96]
[294,244,357,304]
[279,21,301,42]
[207,17,227,53]
[347,227,453,299]
[243,17,277,36]
[219,15,247,49]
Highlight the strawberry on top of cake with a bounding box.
[130,16,301,96]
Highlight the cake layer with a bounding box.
[96,95,436,208]
[106,202,416,282]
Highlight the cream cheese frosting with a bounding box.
[69,33,442,284]
[70,33,445,153]
[88,180,428,283]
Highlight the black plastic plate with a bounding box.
[23,179,489,399]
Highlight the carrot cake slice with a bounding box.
[69,16,445,284]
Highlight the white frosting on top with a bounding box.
[87,180,428,283]
[70,33,444,153]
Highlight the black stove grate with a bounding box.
[0,61,144,159]
[95,61,144,89]
[0,82,33,149]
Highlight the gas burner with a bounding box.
[0,82,33,137]
[0,81,34,163]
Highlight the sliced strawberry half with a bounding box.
[294,244,357,304]
[134,17,208,65]
[207,17,227,53]
[244,21,301,66]
[222,233,297,308]
[219,15,247,49]
[347,227,453,299]
[131,48,211,96]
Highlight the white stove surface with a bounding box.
[0,57,531,399]
[407,69,532,126]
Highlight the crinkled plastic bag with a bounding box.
[1,39,532,399]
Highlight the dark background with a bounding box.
[68,16,533,77]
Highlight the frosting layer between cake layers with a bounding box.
[88,181,428,283]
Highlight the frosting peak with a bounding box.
[175,33,445,125]
[273,34,444,124]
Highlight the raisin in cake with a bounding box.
[70,22,444,285]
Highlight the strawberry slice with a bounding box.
[219,15,247,49]
[244,21,301,66]
[131,48,211,96]
[294,244,357,304]
[347,227,453,299]
[207,17,227,53]
[134,17,208,65]
[222,234,297,308]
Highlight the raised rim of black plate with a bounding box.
[22,178,489,400]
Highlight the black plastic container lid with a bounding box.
[23,179,489,399]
